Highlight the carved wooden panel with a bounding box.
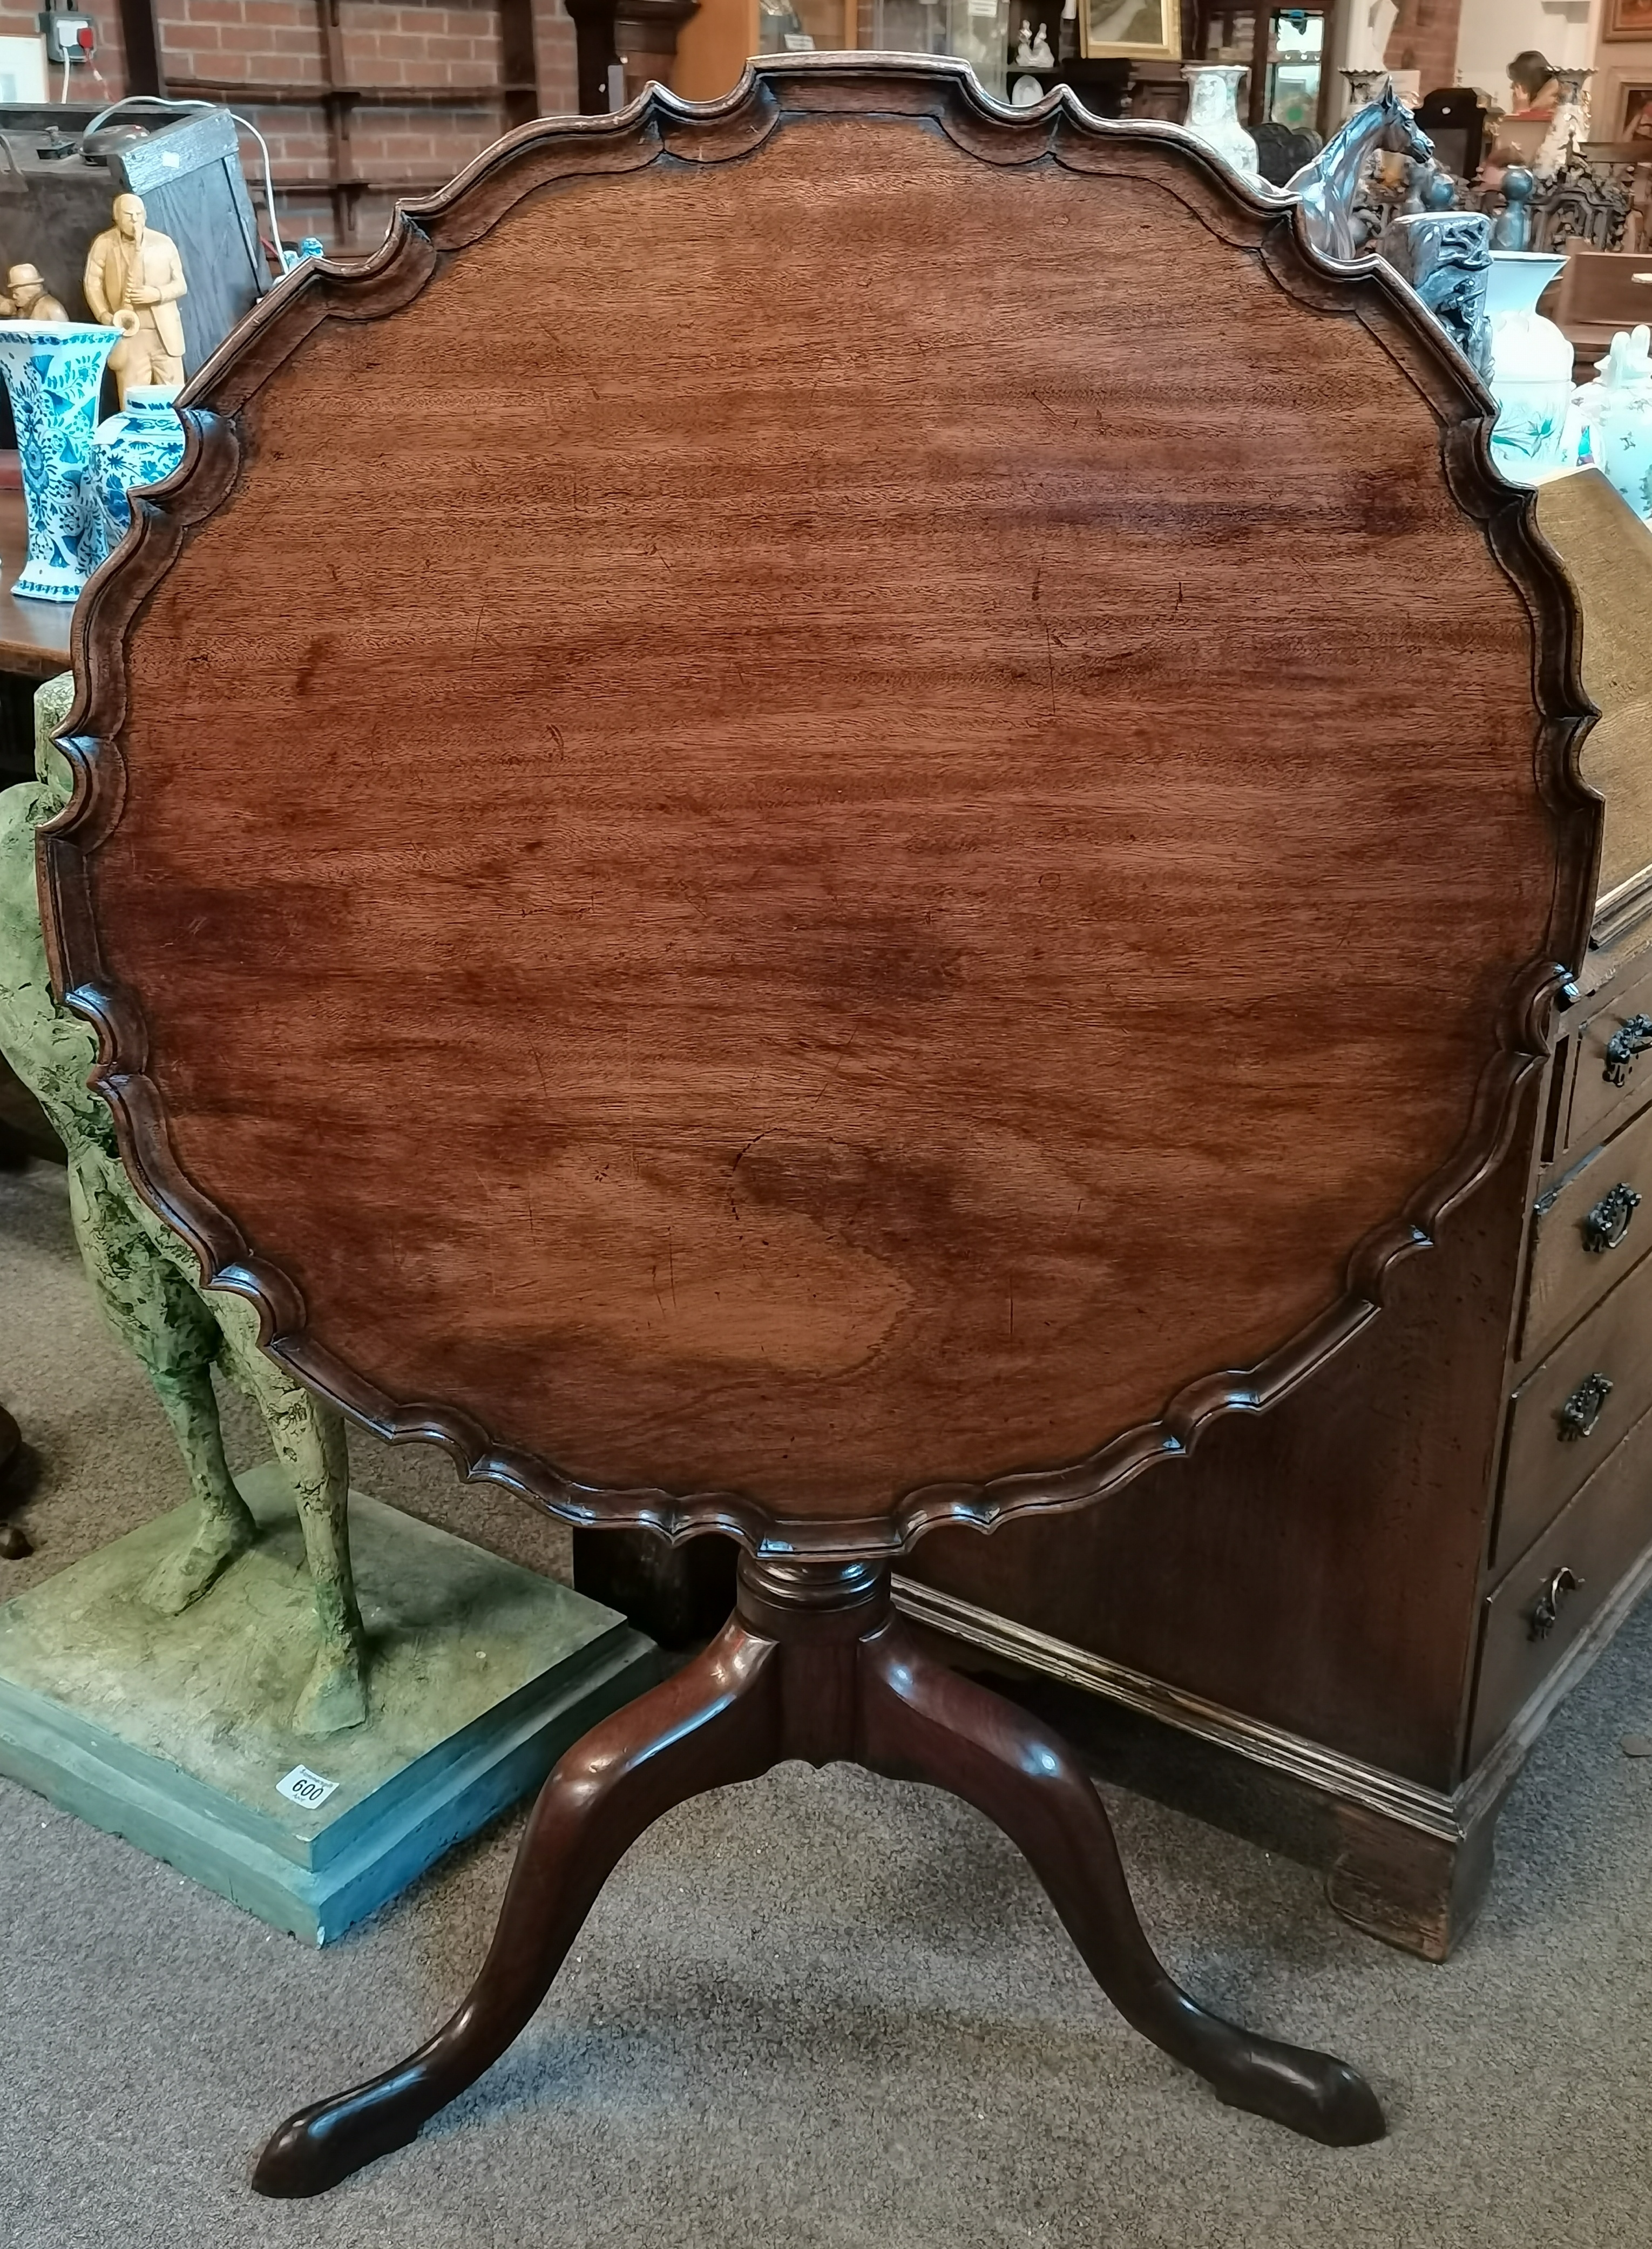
[42,62,1598,1554]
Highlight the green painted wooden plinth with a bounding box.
[0,1464,658,1942]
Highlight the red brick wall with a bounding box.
[337,0,505,85]
[1384,0,1464,95]
[163,0,327,85]
[531,0,575,112]
[67,0,579,250]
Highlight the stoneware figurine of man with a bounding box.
[0,265,69,321]
[84,192,187,404]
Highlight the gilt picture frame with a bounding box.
[1604,0,1652,43]
[1078,0,1181,61]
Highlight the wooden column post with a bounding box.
[117,0,167,95]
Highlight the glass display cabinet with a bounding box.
[755,0,857,51]
[1190,1,1340,136]
[1265,8,1323,131]
[871,0,1012,100]
[676,0,1012,104]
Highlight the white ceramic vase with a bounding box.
[1485,251,1573,484]
[1577,324,1652,523]
[1181,65,1261,183]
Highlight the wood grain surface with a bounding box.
[1538,472,1652,900]
[45,63,1597,1551]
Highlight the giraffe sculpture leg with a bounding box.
[136,1356,258,1614]
[216,1305,365,1737]
[0,671,364,1723]
[61,1144,259,1617]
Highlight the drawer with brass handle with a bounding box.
[1563,951,1652,1155]
[1494,1236,1652,1567]
[1472,1399,1652,1766]
[1519,1099,1652,1364]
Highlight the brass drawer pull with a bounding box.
[1604,1014,1652,1088]
[1556,1371,1613,1441]
[1582,1182,1641,1253]
[1529,1566,1583,1641]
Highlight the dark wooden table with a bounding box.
[41,57,1598,2198]
[0,489,72,787]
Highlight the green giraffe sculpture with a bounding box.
[0,673,368,1735]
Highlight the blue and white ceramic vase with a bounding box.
[1181,64,1262,182]
[81,387,185,576]
[0,321,120,601]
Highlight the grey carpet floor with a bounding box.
[2,1156,1651,2249]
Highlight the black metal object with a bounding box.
[0,1403,29,1559]
[1602,1013,1652,1088]
[1582,1181,1640,1254]
[1528,1564,1582,1641]
[1556,1371,1613,1441]
[1414,88,1486,185]
[0,668,37,789]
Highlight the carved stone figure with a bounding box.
[83,192,187,405]
[1284,80,1435,263]
[0,673,367,1733]
[1379,209,1494,382]
[1529,143,1634,255]
[0,265,69,321]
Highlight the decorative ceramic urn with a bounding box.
[1340,67,1388,113]
[1181,64,1261,183]
[1577,325,1652,522]
[81,385,186,575]
[0,321,120,601]
[1485,251,1573,484]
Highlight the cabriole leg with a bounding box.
[855,1617,1384,2148]
[253,1616,781,2197]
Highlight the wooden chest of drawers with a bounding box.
[892,470,1652,1960]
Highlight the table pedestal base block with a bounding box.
[254,1554,1385,2194]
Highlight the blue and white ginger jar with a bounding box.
[81,385,185,577]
